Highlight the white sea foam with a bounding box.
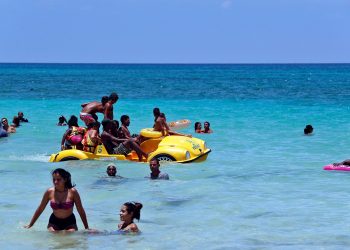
[6,153,50,162]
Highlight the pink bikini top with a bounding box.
[50,201,74,210]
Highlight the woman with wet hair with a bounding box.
[118,202,143,233]
[203,121,213,133]
[194,122,203,133]
[25,168,90,232]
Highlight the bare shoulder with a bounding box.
[46,187,55,198]
[128,223,139,232]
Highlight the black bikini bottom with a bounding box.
[48,213,77,230]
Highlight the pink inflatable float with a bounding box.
[323,164,350,171]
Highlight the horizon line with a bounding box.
[0,62,350,65]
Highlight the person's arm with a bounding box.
[81,103,88,108]
[90,130,101,144]
[61,129,71,150]
[160,118,170,136]
[73,188,89,229]
[105,132,127,144]
[9,126,16,133]
[168,130,192,137]
[24,189,50,228]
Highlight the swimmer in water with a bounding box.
[304,124,313,135]
[57,115,68,126]
[194,122,203,133]
[118,202,143,233]
[203,121,213,134]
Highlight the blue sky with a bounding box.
[0,0,349,63]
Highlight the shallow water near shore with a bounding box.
[1,64,350,249]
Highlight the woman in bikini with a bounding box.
[24,168,90,231]
[118,202,143,233]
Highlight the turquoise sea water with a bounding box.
[1,64,350,249]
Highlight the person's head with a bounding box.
[101,96,109,106]
[51,168,75,189]
[109,92,119,104]
[153,107,160,117]
[204,121,210,129]
[159,113,166,119]
[67,115,79,127]
[120,115,130,126]
[113,120,120,130]
[1,118,9,129]
[93,121,101,130]
[149,158,160,173]
[120,202,143,222]
[87,121,100,130]
[304,124,313,135]
[58,115,66,124]
[18,112,24,119]
[194,122,202,131]
[12,116,20,127]
[106,163,117,176]
[102,119,114,132]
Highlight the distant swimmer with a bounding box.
[12,116,20,128]
[104,92,119,120]
[118,202,143,233]
[24,168,90,232]
[0,122,8,137]
[203,121,213,134]
[148,158,169,180]
[57,115,68,126]
[18,111,29,123]
[194,122,203,133]
[1,117,16,133]
[106,163,117,177]
[333,159,350,166]
[304,124,313,135]
[80,96,108,125]
[105,163,123,178]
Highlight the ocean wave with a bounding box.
[4,153,50,162]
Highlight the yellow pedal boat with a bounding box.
[49,132,211,163]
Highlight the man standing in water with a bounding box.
[104,92,119,120]
[148,158,169,180]
[80,96,108,125]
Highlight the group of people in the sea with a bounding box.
[25,158,168,233]
[24,168,144,232]
[23,92,208,234]
[57,92,198,161]
[0,111,29,137]
[194,121,213,134]
[19,92,321,235]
